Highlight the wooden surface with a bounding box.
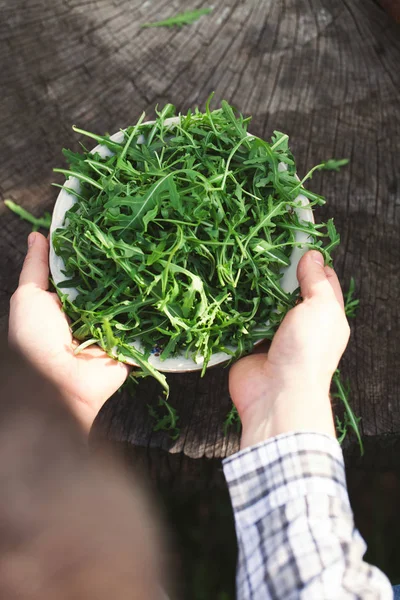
[1,0,400,458]
[378,0,400,21]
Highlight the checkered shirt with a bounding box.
[223,432,393,599]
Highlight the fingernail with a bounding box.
[312,251,324,266]
[28,233,36,248]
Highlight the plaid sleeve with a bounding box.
[223,432,393,599]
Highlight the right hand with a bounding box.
[229,250,350,448]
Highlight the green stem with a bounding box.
[332,370,364,455]
[4,200,51,231]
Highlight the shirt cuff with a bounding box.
[223,432,350,528]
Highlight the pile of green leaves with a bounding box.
[52,98,340,396]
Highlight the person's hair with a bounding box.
[0,341,162,600]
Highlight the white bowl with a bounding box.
[50,119,314,372]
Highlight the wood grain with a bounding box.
[378,0,400,22]
[1,0,400,459]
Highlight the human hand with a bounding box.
[229,251,350,449]
[8,232,130,432]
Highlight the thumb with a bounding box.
[19,232,50,290]
[297,250,336,302]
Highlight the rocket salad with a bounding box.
[52,98,340,396]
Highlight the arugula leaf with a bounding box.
[148,397,180,439]
[320,158,350,171]
[4,200,51,231]
[344,277,359,318]
[332,369,364,455]
[223,405,241,436]
[141,8,212,29]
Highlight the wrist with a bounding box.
[63,393,97,433]
[239,381,336,449]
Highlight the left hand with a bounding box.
[8,232,130,431]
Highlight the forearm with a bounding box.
[224,432,392,599]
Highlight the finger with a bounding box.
[324,265,345,308]
[19,232,50,290]
[297,250,338,303]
